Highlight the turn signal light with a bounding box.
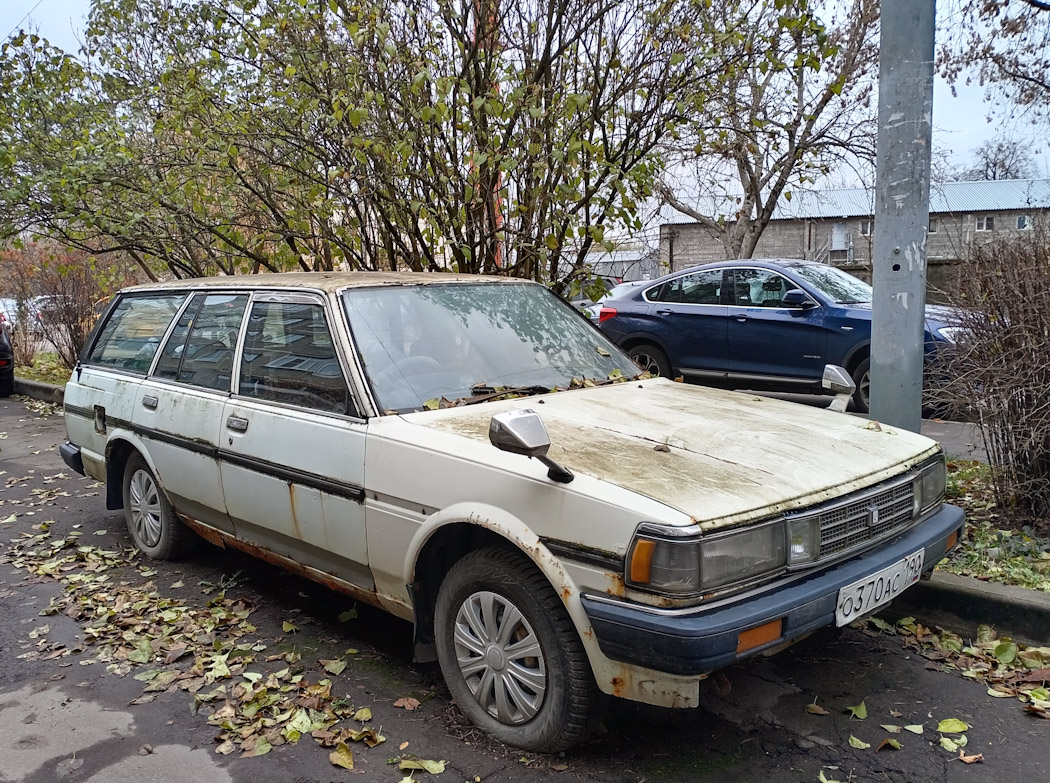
[629,539,655,583]
[947,530,959,550]
[598,306,618,323]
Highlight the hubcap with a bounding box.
[632,351,661,376]
[128,469,163,548]
[452,590,546,725]
[859,369,871,408]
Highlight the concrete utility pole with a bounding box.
[869,0,936,433]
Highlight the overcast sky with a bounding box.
[3,0,1047,180]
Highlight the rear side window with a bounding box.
[238,300,354,415]
[647,269,722,305]
[87,294,186,373]
[154,293,248,391]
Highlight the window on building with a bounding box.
[859,219,874,237]
[976,215,994,232]
[928,218,939,234]
[1017,215,1033,230]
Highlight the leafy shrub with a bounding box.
[933,226,1050,520]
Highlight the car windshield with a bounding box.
[343,282,640,413]
[790,264,873,304]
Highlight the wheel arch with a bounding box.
[103,435,154,510]
[616,332,671,356]
[405,504,597,668]
[841,340,871,375]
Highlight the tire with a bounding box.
[122,453,193,559]
[434,547,604,752]
[0,370,12,398]
[851,357,870,414]
[627,343,672,378]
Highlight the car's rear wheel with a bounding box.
[627,343,672,378]
[434,547,603,752]
[122,454,193,559]
[851,357,871,414]
[0,369,12,398]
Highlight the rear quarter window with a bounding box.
[87,294,186,374]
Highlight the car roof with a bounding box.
[120,271,527,295]
[632,258,823,289]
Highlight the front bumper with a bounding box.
[582,503,965,676]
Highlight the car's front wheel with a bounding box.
[122,454,194,559]
[627,343,672,378]
[851,357,871,414]
[434,547,603,752]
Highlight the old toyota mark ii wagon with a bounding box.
[59,272,964,752]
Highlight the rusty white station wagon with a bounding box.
[59,272,964,751]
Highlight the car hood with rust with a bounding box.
[403,379,940,531]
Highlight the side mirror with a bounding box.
[489,410,574,483]
[782,289,816,309]
[822,364,856,413]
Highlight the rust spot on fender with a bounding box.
[606,572,626,597]
[611,676,625,697]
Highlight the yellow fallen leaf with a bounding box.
[958,751,984,764]
[329,742,354,769]
[847,701,867,720]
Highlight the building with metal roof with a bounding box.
[659,178,1050,298]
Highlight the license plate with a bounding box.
[835,549,925,627]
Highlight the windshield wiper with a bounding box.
[452,383,552,406]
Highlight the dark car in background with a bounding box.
[597,259,960,413]
[0,320,14,397]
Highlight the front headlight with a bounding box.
[935,325,967,344]
[913,456,946,515]
[627,521,786,596]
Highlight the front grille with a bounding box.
[817,482,914,558]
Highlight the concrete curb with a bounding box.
[881,571,1050,646]
[7,381,1048,647]
[13,377,65,405]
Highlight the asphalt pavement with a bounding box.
[0,395,1046,783]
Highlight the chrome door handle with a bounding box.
[226,416,249,433]
[655,309,674,315]
[735,315,749,322]
[142,395,158,410]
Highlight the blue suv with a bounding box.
[597,259,960,413]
